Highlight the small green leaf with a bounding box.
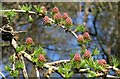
[76,25,85,32]
[80,60,86,68]
[5,65,11,71]
[10,70,19,77]
[34,5,42,13]
[88,71,96,77]
[97,66,104,71]
[16,45,25,53]
[32,46,46,60]
[65,25,72,29]
[20,4,32,11]
[58,63,73,78]
[85,59,94,68]
[110,55,120,67]
[37,61,44,67]
[66,72,74,78]
[28,15,33,22]
[9,55,14,63]
[15,61,24,69]
[5,10,16,21]
[69,53,74,59]
[80,48,86,54]
[92,48,100,56]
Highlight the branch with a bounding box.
[0,10,36,14]
[0,72,6,79]
[12,53,15,71]
[0,28,27,34]
[45,60,70,66]
[60,25,78,39]
[106,75,119,79]
[35,65,40,79]
[10,39,28,78]
[20,55,28,79]
[0,9,44,17]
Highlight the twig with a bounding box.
[12,53,15,71]
[35,65,40,79]
[60,25,78,39]
[20,55,28,79]
[0,9,44,17]
[106,75,119,79]
[0,72,6,79]
[0,28,27,34]
[0,10,36,14]
[11,39,28,79]
[45,60,70,66]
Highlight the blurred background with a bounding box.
[0,2,119,78]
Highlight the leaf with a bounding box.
[32,46,46,59]
[76,25,85,32]
[37,61,44,67]
[9,55,14,63]
[110,55,120,67]
[16,45,25,53]
[80,60,86,68]
[66,72,74,78]
[34,5,42,13]
[80,46,86,54]
[88,71,97,77]
[5,65,11,71]
[5,11,16,21]
[28,15,33,22]
[85,59,94,68]
[15,61,24,69]
[92,48,100,56]
[58,63,73,78]
[58,67,64,73]
[69,53,74,59]
[10,70,19,77]
[20,4,32,11]
[97,66,104,71]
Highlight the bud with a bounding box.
[83,50,91,58]
[97,59,107,66]
[43,16,50,24]
[54,12,62,20]
[74,53,81,61]
[83,32,90,39]
[77,35,84,42]
[63,12,69,19]
[52,7,59,13]
[38,54,46,62]
[26,37,33,44]
[65,17,72,25]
